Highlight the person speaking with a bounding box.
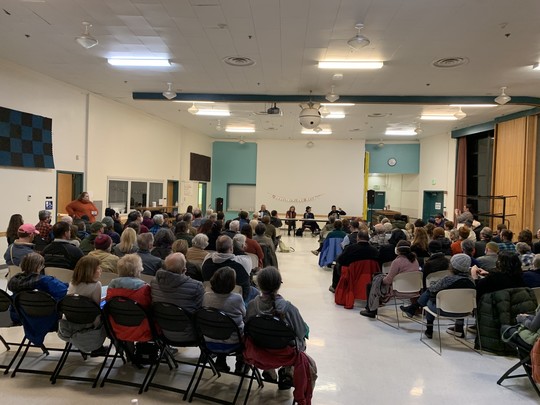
[66,192,99,223]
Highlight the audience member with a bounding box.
[201,235,257,302]
[172,239,202,281]
[270,210,283,229]
[516,241,535,271]
[4,223,38,265]
[421,240,450,289]
[151,228,175,260]
[341,220,360,249]
[101,216,120,245]
[6,214,24,245]
[151,252,205,341]
[149,214,165,235]
[202,266,246,374]
[454,204,474,225]
[175,221,194,247]
[42,222,84,269]
[411,227,429,266]
[241,225,264,268]
[533,228,540,254]
[186,233,211,263]
[285,206,297,236]
[522,254,540,288]
[88,234,119,273]
[361,240,419,318]
[518,229,534,249]
[432,227,452,255]
[476,242,499,272]
[35,210,52,242]
[474,227,492,258]
[450,226,470,255]
[246,266,311,389]
[80,221,104,255]
[472,251,524,300]
[113,227,138,257]
[492,223,507,243]
[498,229,516,252]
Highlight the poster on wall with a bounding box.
[184,182,193,196]
[0,106,55,168]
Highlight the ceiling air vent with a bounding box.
[223,56,256,67]
[432,57,469,68]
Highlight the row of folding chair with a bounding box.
[0,289,293,405]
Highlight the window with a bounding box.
[107,178,166,213]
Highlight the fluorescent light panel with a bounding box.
[226,127,255,133]
[318,61,383,69]
[324,113,345,119]
[320,103,355,106]
[385,129,416,136]
[195,109,230,116]
[301,129,332,135]
[449,104,497,108]
[107,58,171,67]
[173,100,215,104]
[420,115,458,121]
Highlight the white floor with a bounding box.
[0,234,539,404]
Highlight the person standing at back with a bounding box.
[66,192,99,223]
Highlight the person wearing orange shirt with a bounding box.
[66,192,99,223]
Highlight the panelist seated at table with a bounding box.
[302,206,321,235]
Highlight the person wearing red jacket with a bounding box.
[66,192,99,223]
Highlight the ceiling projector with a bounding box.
[299,102,321,129]
[267,103,281,114]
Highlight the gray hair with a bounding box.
[229,220,240,232]
[216,235,233,253]
[233,233,246,251]
[143,210,152,218]
[153,214,164,226]
[383,222,393,233]
[60,215,73,225]
[192,233,209,249]
[38,210,51,221]
[137,232,154,250]
[516,241,531,254]
[460,239,475,256]
[534,254,540,270]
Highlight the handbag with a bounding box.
[133,341,160,365]
[278,239,294,253]
[501,324,540,346]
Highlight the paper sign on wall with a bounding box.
[435,202,442,210]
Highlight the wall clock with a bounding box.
[387,157,397,167]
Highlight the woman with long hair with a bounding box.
[411,227,430,267]
[113,227,138,257]
[6,214,24,244]
[66,192,99,223]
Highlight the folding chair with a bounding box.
[51,294,110,387]
[0,290,23,371]
[101,296,170,394]
[99,272,119,286]
[377,271,422,329]
[420,288,481,355]
[497,337,540,398]
[190,307,260,405]
[425,270,452,288]
[144,302,206,399]
[44,267,73,283]
[9,290,63,377]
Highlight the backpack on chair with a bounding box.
[295,228,303,237]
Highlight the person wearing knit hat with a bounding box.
[88,234,119,273]
[400,252,475,339]
[476,242,499,272]
[101,216,120,244]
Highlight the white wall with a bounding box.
[255,139,366,216]
[367,174,420,219]
[418,132,457,219]
[0,59,212,264]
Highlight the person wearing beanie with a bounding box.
[360,240,419,318]
[400,253,475,339]
[88,234,119,273]
[421,240,450,289]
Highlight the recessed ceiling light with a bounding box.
[420,115,459,121]
[385,129,416,136]
[195,109,230,116]
[107,58,171,67]
[318,61,383,69]
[226,127,255,133]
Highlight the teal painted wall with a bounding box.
[365,144,420,173]
[211,141,257,217]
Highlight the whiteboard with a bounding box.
[227,184,256,212]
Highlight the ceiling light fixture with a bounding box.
[449,104,497,108]
[324,112,345,119]
[420,115,458,121]
[76,22,98,49]
[319,105,330,118]
[173,100,214,104]
[306,141,315,148]
[385,129,417,136]
[226,127,255,133]
[325,85,340,102]
[302,128,332,135]
[107,58,171,67]
[162,82,176,100]
[320,103,355,106]
[238,137,246,145]
[195,109,230,116]
[495,86,511,105]
[318,61,383,69]
[299,98,321,129]
[188,103,199,114]
[454,107,467,119]
[347,23,371,50]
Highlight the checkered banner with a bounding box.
[0,106,55,169]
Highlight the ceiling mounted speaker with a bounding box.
[162,82,177,100]
[325,85,340,102]
[75,22,98,49]
[188,103,199,114]
[454,107,466,119]
[347,23,370,50]
[495,86,511,105]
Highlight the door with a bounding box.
[198,183,207,211]
[56,171,84,220]
[423,191,444,222]
[367,191,385,223]
[167,180,179,207]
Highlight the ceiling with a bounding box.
[2,0,540,141]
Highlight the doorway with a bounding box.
[367,191,386,223]
[422,191,444,222]
[56,171,84,219]
[198,183,207,211]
